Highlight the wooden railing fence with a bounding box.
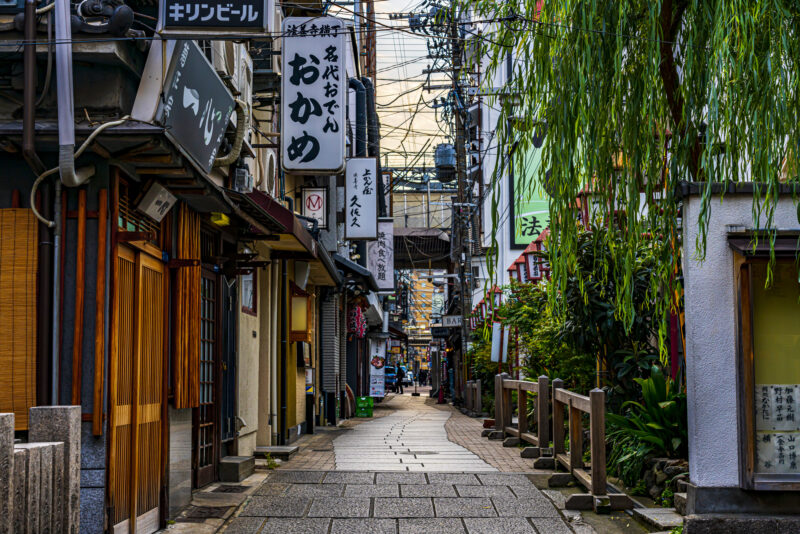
[492,374,632,513]
[494,373,549,451]
[464,380,482,414]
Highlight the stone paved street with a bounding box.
[223,470,573,533]
[220,394,580,533]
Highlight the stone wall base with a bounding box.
[685,514,800,534]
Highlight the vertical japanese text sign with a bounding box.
[367,218,394,291]
[345,158,378,239]
[281,17,346,173]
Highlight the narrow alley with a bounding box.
[219,393,576,534]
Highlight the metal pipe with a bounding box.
[36,174,54,405]
[348,78,366,157]
[51,180,61,401]
[279,258,288,445]
[23,0,45,175]
[55,0,92,187]
[270,261,279,443]
[360,76,386,217]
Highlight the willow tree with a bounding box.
[468,1,800,356]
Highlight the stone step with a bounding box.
[219,456,255,483]
[674,492,687,515]
[632,507,684,530]
[254,445,299,461]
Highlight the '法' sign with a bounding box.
[345,158,378,239]
[281,17,346,173]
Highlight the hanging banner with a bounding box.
[367,217,394,290]
[345,158,378,239]
[369,338,386,397]
[490,322,502,363]
[281,17,346,173]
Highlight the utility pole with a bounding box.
[452,3,470,405]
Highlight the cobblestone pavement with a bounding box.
[332,394,495,471]
[222,470,575,533]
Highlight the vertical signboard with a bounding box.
[302,187,327,229]
[511,142,551,248]
[158,40,235,173]
[367,217,394,291]
[490,322,502,363]
[345,158,378,239]
[281,17,346,173]
[368,338,386,397]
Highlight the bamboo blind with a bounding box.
[0,209,38,430]
[172,203,201,409]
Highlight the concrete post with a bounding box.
[0,413,13,534]
[12,448,27,534]
[28,406,80,534]
[494,374,503,431]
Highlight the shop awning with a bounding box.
[333,254,379,293]
[226,189,340,286]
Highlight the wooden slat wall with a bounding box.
[0,209,38,430]
[173,203,201,409]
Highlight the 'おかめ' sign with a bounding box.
[281,17,347,173]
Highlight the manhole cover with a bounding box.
[184,506,231,519]
[213,485,248,493]
[398,451,439,455]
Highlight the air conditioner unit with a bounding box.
[212,42,253,101]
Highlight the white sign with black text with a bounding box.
[302,187,327,229]
[367,218,394,291]
[281,17,346,173]
[345,158,378,239]
[442,315,462,328]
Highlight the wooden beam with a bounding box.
[117,154,173,164]
[92,189,107,436]
[71,188,87,406]
[137,167,189,176]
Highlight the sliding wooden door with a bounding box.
[109,245,165,534]
[194,269,220,488]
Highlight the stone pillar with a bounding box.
[28,406,81,534]
[12,448,27,534]
[0,413,13,534]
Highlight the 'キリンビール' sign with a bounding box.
[281,17,347,173]
[159,0,267,35]
[158,40,234,173]
[367,218,394,291]
[345,158,378,239]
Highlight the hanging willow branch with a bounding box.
[466,0,800,358]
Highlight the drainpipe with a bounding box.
[279,259,288,445]
[23,0,45,175]
[55,0,93,187]
[348,78,366,157]
[360,76,386,218]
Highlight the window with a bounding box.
[740,258,800,489]
[241,271,256,315]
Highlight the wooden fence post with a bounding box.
[569,402,583,474]
[590,388,607,496]
[552,378,565,454]
[475,380,482,414]
[500,373,512,430]
[537,376,549,447]
[494,374,504,431]
[518,387,528,435]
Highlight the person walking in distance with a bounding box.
[396,366,406,394]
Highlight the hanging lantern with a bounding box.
[290,283,311,342]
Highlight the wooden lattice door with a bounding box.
[109,245,165,534]
[194,269,220,488]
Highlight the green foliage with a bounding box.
[670,526,684,534]
[264,453,279,470]
[607,367,688,485]
[463,0,800,359]
[660,486,675,508]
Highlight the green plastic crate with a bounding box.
[355,407,373,417]
[356,396,374,408]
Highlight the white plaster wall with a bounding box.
[683,193,799,488]
[237,250,263,456]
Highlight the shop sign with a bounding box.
[158,40,234,173]
[490,322,502,363]
[431,326,449,338]
[367,218,394,290]
[159,0,268,34]
[369,338,386,397]
[442,315,462,328]
[345,158,378,239]
[281,17,346,173]
[302,187,327,229]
